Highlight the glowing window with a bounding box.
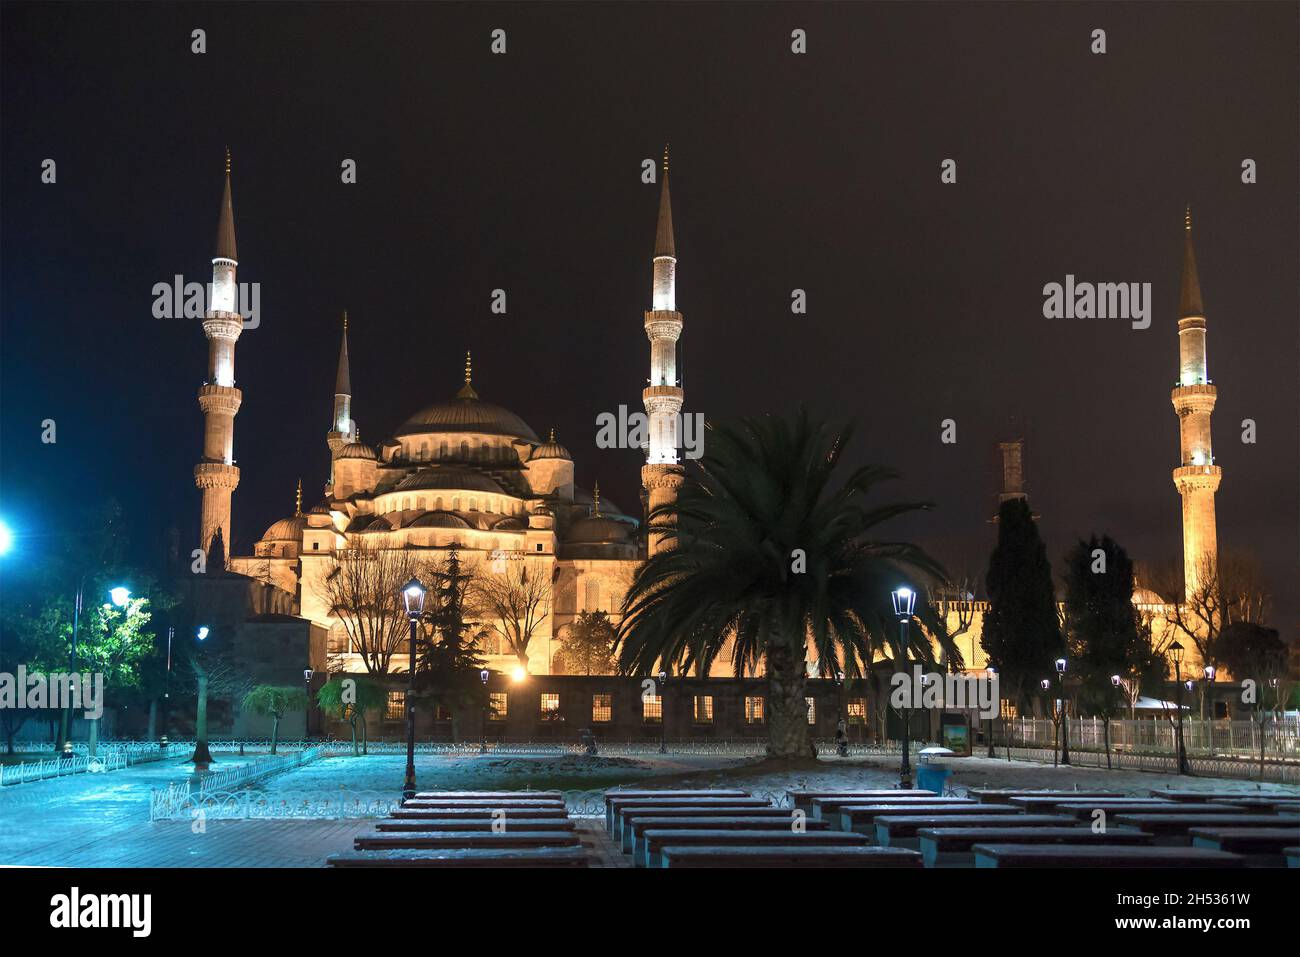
[488,692,507,720]
[592,694,612,723]
[642,695,662,724]
[540,693,562,721]
[847,699,867,725]
[385,691,404,721]
[744,696,764,724]
[693,695,713,724]
[806,697,816,725]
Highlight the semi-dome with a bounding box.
[395,468,505,494]
[530,428,572,461]
[338,442,377,460]
[261,515,307,541]
[408,511,474,529]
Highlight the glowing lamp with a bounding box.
[109,586,131,607]
[480,669,490,685]
[0,520,12,556]
[196,626,209,641]
[1169,640,1184,666]
[1054,658,1067,674]
[511,666,526,683]
[891,586,916,620]
[401,578,425,619]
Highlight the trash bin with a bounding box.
[917,746,954,794]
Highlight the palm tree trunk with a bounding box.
[765,640,809,759]
[192,675,213,768]
[270,713,279,755]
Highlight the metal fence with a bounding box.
[0,743,166,788]
[1005,716,1300,757]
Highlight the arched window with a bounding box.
[585,579,602,612]
[417,497,426,511]
[468,498,478,512]
[460,441,469,459]
[439,442,447,458]
[453,497,461,510]
[435,497,444,511]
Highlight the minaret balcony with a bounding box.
[201,314,244,341]
[642,385,684,413]
[644,312,683,338]
[1170,383,1217,413]
[1172,464,1222,492]
[194,461,241,489]
[197,384,242,416]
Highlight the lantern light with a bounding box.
[401,578,426,618]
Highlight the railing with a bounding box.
[0,744,166,788]
[196,746,329,796]
[1004,716,1300,758]
[1003,745,1300,784]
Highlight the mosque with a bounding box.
[190,152,1222,690]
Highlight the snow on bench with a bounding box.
[391,807,570,820]
[328,846,588,868]
[967,789,1124,805]
[354,830,580,851]
[836,802,1004,834]
[1007,796,1173,810]
[659,845,922,868]
[788,789,936,813]
[1205,797,1300,812]
[617,806,802,852]
[403,797,565,808]
[971,844,1246,868]
[1149,789,1299,803]
[376,818,576,832]
[1055,803,1294,821]
[812,795,971,820]
[603,789,749,828]
[639,828,871,868]
[875,813,1076,847]
[1113,813,1294,845]
[606,796,769,833]
[412,791,563,798]
[916,826,1151,869]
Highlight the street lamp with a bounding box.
[891,586,917,789]
[833,670,847,756]
[1054,657,1070,765]
[196,625,209,641]
[1169,640,1190,774]
[658,669,668,754]
[401,577,425,799]
[303,669,314,741]
[986,666,998,758]
[1201,665,1216,721]
[480,668,490,754]
[60,582,130,755]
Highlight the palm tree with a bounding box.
[241,685,308,754]
[617,412,962,759]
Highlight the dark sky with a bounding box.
[2,3,1296,626]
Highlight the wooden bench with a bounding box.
[876,813,1076,847]
[376,818,576,833]
[1007,796,1173,810]
[1189,827,1300,865]
[1205,797,1300,812]
[403,798,565,808]
[967,789,1123,805]
[627,816,832,862]
[328,846,588,868]
[1149,789,1299,803]
[788,789,935,814]
[390,807,570,821]
[1113,813,1293,845]
[413,791,563,799]
[617,805,788,852]
[917,826,1152,868]
[355,830,580,851]
[971,844,1246,868]
[659,845,922,868]
[812,795,971,820]
[1049,802,1260,820]
[604,790,749,830]
[639,829,871,868]
[837,802,1011,834]
[607,797,769,834]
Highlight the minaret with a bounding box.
[990,436,1039,522]
[1171,207,1221,597]
[194,149,243,562]
[325,310,356,491]
[641,145,685,556]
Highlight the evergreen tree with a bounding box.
[981,498,1063,713]
[1064,534,1146,763]
[415,548,488,740]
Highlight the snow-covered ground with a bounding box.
[251,750,1300,799]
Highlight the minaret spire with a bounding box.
[194,150,245,561]
[457,350,478,400]
[1171,208,1221,599]
[641,145,686,556]
[295,479,303,516]
[326,310,357,492]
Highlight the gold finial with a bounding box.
[593,480,602,517]
[225,146,231,175]
[464,350,472,384]
[1185,205,1192,231]
[342,309,348,333]
[663,142,669,175]
[295,478,302,516]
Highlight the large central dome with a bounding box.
[394,394,540,441]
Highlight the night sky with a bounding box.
[2,3,1296,625]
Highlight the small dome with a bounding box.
[394,397,540,443]
[261,515,307,542]
[395,468,505,494]
[530,429,572,461]
[338,442,377,460]
[566,516,632,545]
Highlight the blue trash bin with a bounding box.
[916,765,951,794]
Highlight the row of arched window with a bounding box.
[403,439,519,464]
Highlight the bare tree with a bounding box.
[934,577,977,671]
[315,540,435,675]
[472,557,553,672]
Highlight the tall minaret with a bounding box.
[641,145,685,556]
[194,149,243,561]
[1171,207,1221,597]
[325,310,356,491]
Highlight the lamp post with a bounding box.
[1055,657,1070,765]
[1169,640,1190,774]
[303,668,314,741]
[1201,664,1216,721]
[833,670,848,756]
[401,577,425,799]
[657,670,668,754]
[891,586,917,789]
[986,666,998,758]
[1040,678,1058,766]
[480,668,490,755]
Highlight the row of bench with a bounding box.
[329,792,589,867]
[605,787,1300,868]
